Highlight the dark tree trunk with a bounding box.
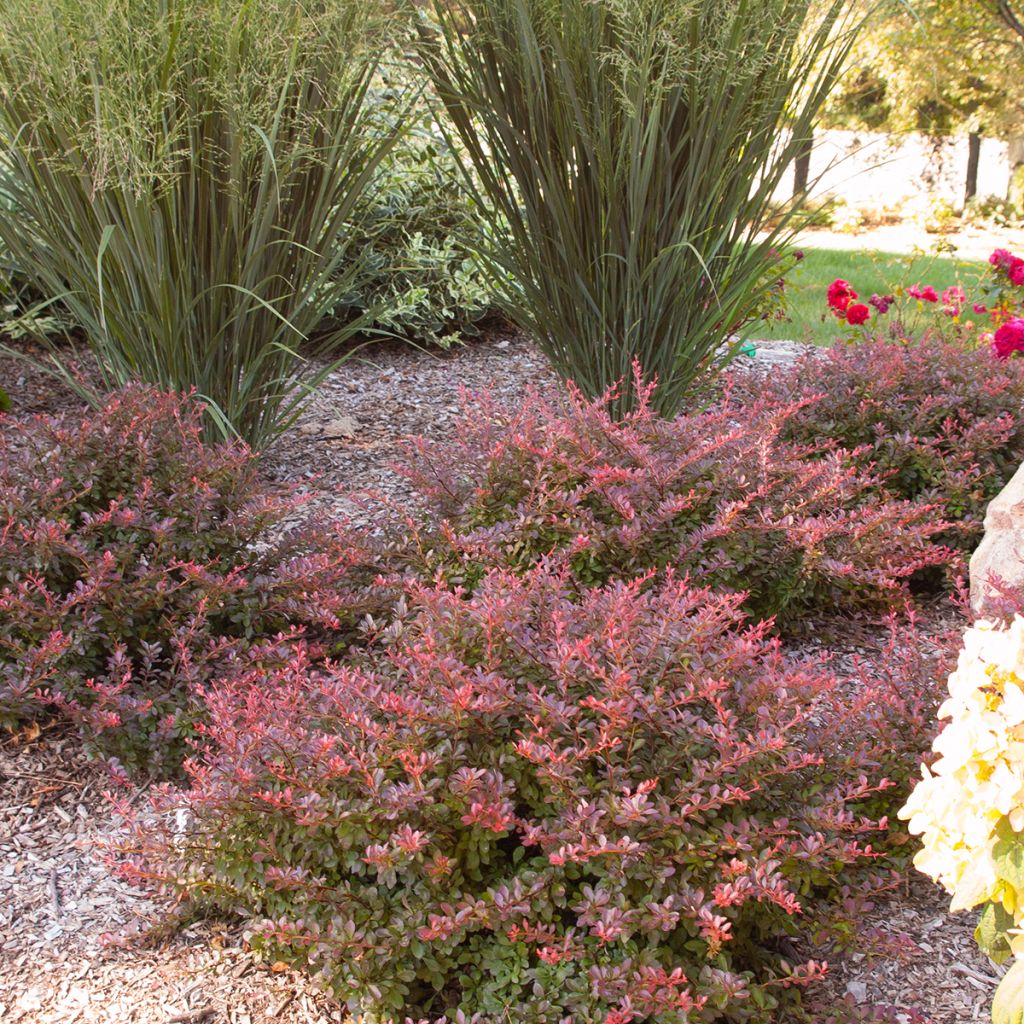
[965,131,981,206]
[997,0,1024,40]
[793,132,813,198]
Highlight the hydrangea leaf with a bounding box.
[993,959,1024,1024]
[994,822,1024,905]
[976,900,1016,965]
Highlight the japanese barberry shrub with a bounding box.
[124,565,899,1023]
[397,374,954,629]
[736,337,1024,549]
[814,610,959,837]
[0,387,384,774]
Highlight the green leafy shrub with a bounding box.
[737,337,1024,548]
[397,374,954,628]
[121,566,900,1022]
[416,0,864,415]
[0,388,385,775]
[344,85,495,346]
[0,0,400,446]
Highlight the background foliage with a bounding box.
[344,80,495,346]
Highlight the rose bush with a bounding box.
[823,246,1024,354]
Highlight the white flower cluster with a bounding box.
[900,616,1024,930]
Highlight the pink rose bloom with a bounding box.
[992,318,1024,359]
[907,285,938,302]
[991,248,1015,268]
[941,286,965,317]
[973,303,988,314]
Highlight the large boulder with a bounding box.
[971,462,1024,618]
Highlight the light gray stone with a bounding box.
[970,462,1024,617]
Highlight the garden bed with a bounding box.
[0,331,1003,1024]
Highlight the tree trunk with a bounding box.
[965,132,981,206]
[792,132,813,198]
[996,0,1024,40]
[1008,137,1024,210]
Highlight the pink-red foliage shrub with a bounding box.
[736,337,1024,549]
[0,387,384,774]
[397,376,953,629]
[811,610,960,842]
[120,565,906,1023]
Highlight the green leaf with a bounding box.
[977,901,1016,965]
[993,960,1024,1024]
[994,822,1024,898]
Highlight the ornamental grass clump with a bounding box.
[0,388,385,775]
[120,566,900,1022]
[0,0,399,446]
[397,372,955,629]
[416,0,864,415]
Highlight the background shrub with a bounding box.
[0,388,384,775]
[416,0,864,415]
[396,375,954,628]
[122,566,899,1022]
[737,337,1024,548]
[342,83,496,346]
[0,0,399,446]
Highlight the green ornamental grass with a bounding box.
[0,0,400,446]
[417,0,866,415]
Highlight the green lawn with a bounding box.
[758,247,990,345]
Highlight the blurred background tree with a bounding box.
[822,0,1024,205]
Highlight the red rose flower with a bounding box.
[827,279,857,316]
[992,318,1024,359]
[908,285,939,303]
[845,303,870,326]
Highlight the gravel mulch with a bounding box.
[0,332,993,1024]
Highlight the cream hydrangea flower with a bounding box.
[900,617,1024,914]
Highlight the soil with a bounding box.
[0,329,1002,1024]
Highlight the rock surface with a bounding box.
[970,462,1024,617]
